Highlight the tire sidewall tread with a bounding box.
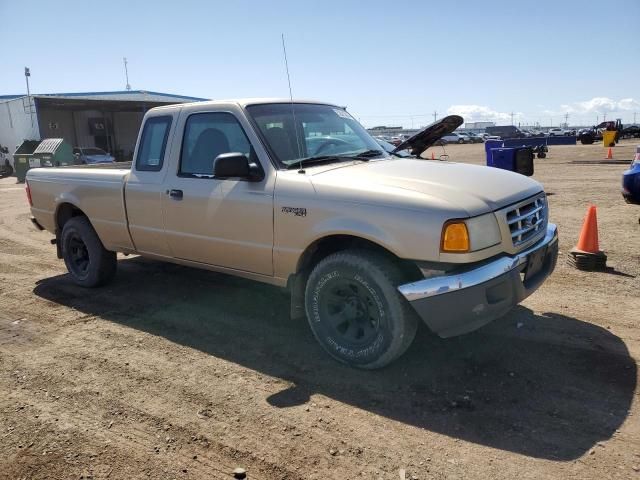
[61,216,116,288]
[304,250,418,369]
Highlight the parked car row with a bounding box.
[374,124,591,148]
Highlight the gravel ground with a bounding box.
[1,140,639,479]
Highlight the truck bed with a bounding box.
[27,165,134,252]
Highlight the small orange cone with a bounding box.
[431,151,435,160]
[568,205,607,270]
[606,147,613,159]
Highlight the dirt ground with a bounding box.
[1,140,639,480]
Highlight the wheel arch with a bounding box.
[55,202,87,232]
[54,202,88,258]
[288,233,422,319]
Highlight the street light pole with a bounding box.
[123,57,131,91]
[24,67,34,128]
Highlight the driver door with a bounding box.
[162,110,274,275]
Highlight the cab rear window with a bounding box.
[136,116,172,171]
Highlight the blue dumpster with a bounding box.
[489,147,534,176]
[491,148,516,170]
[484,140,503,166]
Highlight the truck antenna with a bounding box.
[281,34,304,173]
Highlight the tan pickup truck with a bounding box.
[27,99,558,368]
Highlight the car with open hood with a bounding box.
[26,99,558,369]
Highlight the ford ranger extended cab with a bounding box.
[27,99,558,369]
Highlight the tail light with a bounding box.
[25,181,33,206]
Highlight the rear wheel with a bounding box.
[580,134,594,145]
[304,250,418,369]
[61,216,117,287]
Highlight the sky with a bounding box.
[1,0,639,128]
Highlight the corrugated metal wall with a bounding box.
[113,112,145,157]
[36,108,144,157]
[0,98,40,156]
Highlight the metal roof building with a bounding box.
[0,90,207,163]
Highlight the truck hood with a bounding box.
[309,158,543,217]
[394,115,463,155]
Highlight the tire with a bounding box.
[61,216,117,287]
[458,139,464,144]
[0,163,13,178]
[581,134,594,145]
[304,250,418,369]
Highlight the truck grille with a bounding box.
[505,194,547,248]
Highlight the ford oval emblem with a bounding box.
[523,215,536,228]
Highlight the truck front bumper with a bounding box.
[398,223,558,338]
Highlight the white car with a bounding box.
[547,128,565,137]
[441,132,467,144]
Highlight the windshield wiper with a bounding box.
[353,149,385,158]
[286,150,384,169]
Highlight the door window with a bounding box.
[136,116,172,171]
[180,112,253,176]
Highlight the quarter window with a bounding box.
[180,112,252,176]
[136,116,172,171]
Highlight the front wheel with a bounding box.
[0,162,13,178]
[61,216,117,287]
[304,250,418,369]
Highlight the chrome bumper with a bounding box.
[398,224,558,337]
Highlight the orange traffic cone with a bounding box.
[431,151,435,160]
[606,147,613,160]
[575,205,600,253]
[568,205,607,270]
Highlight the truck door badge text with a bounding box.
[282,206,307,217]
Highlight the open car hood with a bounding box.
[393,115,464,155]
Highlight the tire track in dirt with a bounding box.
[0,346,302,480]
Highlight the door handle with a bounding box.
[167,189,183,200]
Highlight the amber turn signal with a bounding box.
[441,221,470,252]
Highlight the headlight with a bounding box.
[441,213,501,253]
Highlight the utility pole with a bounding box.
[510,112,515,125]
[24,67,34,127]
[123,57,131,91]
[433,110,437,123]
[603,112,607,122]
[564,112,569,128]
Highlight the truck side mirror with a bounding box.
[213,152,261,180]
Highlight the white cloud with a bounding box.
[559,97,639,115]
[446,104,520,123]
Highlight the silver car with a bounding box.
[73,147,116,165]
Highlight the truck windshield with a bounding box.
[246,103,387,167]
